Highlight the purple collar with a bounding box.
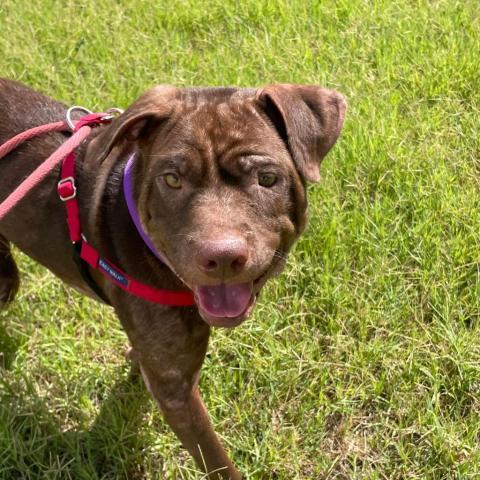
[123,152,166,263]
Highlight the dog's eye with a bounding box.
[163,173,182,189]
[258,173,277,188]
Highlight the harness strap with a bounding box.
[58,151,81,242]
[78,241,194,306]
[0,110,195,307]
[72,242,112,304]
[57,114,195,307]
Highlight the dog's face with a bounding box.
[90,85,346,327]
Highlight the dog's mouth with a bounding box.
[193,282,255,327]
[154,250,269,327]
[161,243,285,328]
[192,260,277,328]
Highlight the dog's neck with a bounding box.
[76,141,185,293]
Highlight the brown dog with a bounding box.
[0,79,346,479]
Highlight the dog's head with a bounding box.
[88,84,346,327]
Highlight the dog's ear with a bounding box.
[87,85,179,163]
[256,84,346,182]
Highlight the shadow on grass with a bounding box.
[0,365,160,480]
[0,319,23,370]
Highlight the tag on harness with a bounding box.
[98,258,129,287]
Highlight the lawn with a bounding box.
[1,0,480,478]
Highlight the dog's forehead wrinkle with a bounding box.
[167,101,276,170]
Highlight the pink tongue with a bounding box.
[195,283,252,318]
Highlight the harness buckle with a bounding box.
[57,177,77,201]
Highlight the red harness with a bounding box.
[0,111,195,307]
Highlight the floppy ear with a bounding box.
[87,85,179,164]
[256,84,346,182]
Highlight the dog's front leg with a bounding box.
[118,305,242,480]
[140,360,242,480]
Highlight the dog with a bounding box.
[0,78,346,479]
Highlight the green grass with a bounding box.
[1,0,480,478]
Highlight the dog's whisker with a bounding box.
[171,233,197,241]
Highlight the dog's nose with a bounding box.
[196,238,248,278]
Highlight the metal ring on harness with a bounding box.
[102,107,124,121]
[65,106,93,131]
